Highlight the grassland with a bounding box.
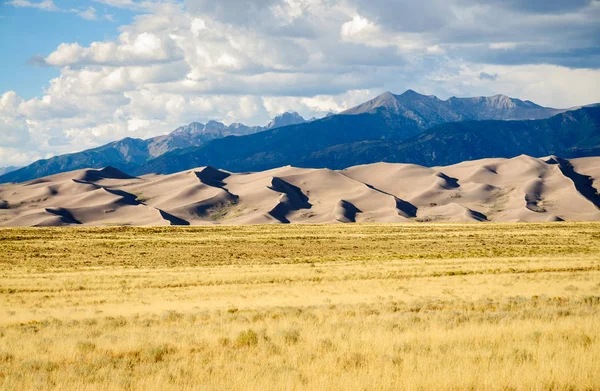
[0,223,599,390]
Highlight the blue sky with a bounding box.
[0,1,137,98]
[0,0,599,167]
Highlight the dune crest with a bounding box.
[1,155,600,226]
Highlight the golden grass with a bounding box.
[0,223,599,390]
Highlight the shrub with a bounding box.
[0,351,14,363]
[218,337,230,347]
[145,344,176,363]
[235,329,258,347]
[76,341,97,354]
[281,329,300,345]
[342,352,366,370]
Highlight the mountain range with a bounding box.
[342,90,564,123]
[1,90,597,184]
[148,111,308,157]
[129,92,598,175]
[0,111,308,184]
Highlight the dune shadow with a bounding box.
[364,184,418,218]
[557,158,600,209]
[158,210,190,226]
[334,200,362,223]
[436,172,460,189]
[194,166,231,188]
[45,208,82,225]
[268,177,312,223]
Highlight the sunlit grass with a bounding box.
[0,223,599,390]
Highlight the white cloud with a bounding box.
[0,117,30,147]
[190,18,206,36]
[6,0,58,11]
[7,0,121,21]
[76,6,98,21]
[271,0,305,24]
[427,63,600,108]
[0,147,42,167]
[92,0,162,12]
[45,43,86,66]
[426,45,445,55]
[0,92,32,164]
[489,42,519,50]
[260,89,375,120]
[341,15,377,38]
[44,32,183,66]
[0,91,24,115]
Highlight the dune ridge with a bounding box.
[1,155,600,226]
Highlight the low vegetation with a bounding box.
[0,223,599,390]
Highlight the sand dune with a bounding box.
[1,155,600,226]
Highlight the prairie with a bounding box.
[0,223,599,390]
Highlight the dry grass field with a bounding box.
[0,223,599,390]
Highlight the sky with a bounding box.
[0,0,599,167]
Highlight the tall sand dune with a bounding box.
[1,155,600,226]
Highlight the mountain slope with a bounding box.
[0,138,152,185]
[134,107,600,175]
[146,120,263,157]
[2,155,600,226]
[137,112,419,174]
[265,111,307,129]
[305,106,600,168]
[0,166,20,176]
[0,112,306,184]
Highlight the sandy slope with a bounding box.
[1,155,599,226]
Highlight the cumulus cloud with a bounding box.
[0,92,32,163]
[341,15,377,38]
[0,117,30,147]
[76,6,98,21]
[44,32,183,67]
[479,72,498,81]
[425,63,600,108]
[1,0,599,166]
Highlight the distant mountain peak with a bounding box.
[169,121,228,137]
[399,89,441,101]
[344,91,401,115]
[204,120,227,132]
[345,89,446,116]
[399,89,422,97]
[265,112,307,129]
[482,94,545,109]
[275,111,303,120]
[488,94,517,107]
[372,91,398,103]
[377,91,396,99]
[172,122,204,135]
